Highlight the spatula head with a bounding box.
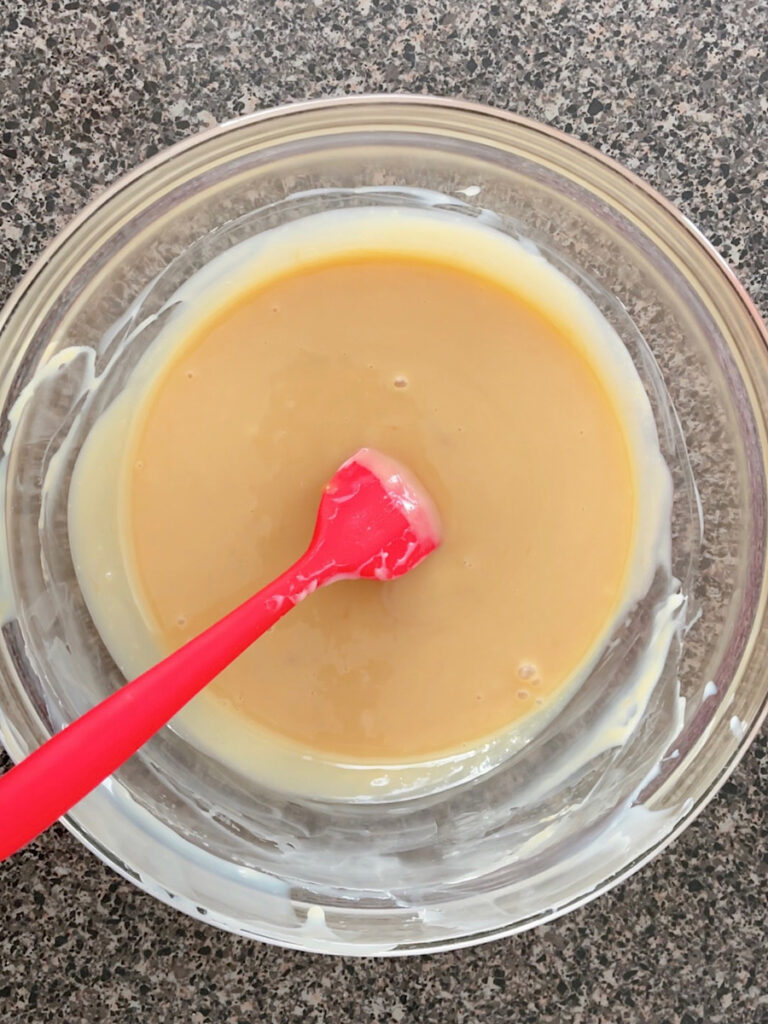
[312,448,442,581]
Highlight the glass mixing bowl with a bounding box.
[0,96,766,954]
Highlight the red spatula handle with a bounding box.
[0,551,330,861]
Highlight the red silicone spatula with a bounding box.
[0,448,441,860]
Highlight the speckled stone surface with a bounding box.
[1,0,767,1021]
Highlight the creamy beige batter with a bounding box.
[68,208,670,798]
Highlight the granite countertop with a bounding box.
[1,0,766,1021]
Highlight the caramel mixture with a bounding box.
[128,255,634,759]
